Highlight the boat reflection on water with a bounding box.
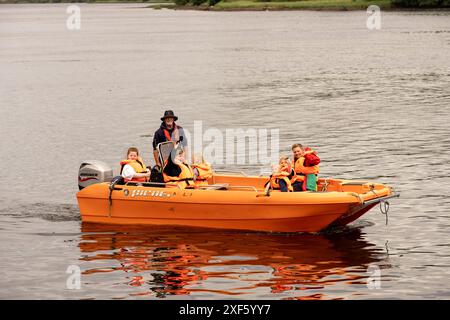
[79,223,390,299]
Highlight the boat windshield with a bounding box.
[158,141,175,169]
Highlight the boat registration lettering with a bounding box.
[124,189,172,198]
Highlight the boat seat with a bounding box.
[201,183,229,190]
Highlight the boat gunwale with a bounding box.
[77,183,392,206]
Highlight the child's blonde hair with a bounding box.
[279,155,291,165]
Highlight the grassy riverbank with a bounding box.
[2,0,449,11]
[178,0,450,11]
[212,0,391,11]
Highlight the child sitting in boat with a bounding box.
[120,147,150,183]
[163,148,195,189]
[270,156,298,192]
[191,153,213,187]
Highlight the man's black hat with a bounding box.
[161,110,178,121]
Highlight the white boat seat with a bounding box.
[201,183,229,190]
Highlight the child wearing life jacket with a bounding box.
[191,154,213,187]
[120,147,150,183]
[291,144,320,192]
[163,149,195,189]
[270,156,297,192]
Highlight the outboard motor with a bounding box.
[78,160,113,190]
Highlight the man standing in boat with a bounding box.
[152,110,187,167]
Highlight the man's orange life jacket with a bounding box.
[163,162,195,189]
[120,157,148,182]
[192,163,213,187]
[293,155,319,191]
[293,157,319,180]
[163,124,180,142]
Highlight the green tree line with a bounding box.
[392,0,450,6]
[2,0,450,7]
[174,0,450,7]
[174,0,219,5]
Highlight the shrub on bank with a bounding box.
[391,0,450,6]
[191,0,207,5]
[204,0,450,6]
[174,0,209,5]
[174,0,190,5]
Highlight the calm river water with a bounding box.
[1,4,450,299]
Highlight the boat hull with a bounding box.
[81,214,346,233]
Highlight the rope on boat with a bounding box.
[370,188,390,225]
[108,176,123,218]
[380,200,390,225]
[349,192,363,204]
[321,178,330,191]
[108,185,113,218]
[370,188,378,197]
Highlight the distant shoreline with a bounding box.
[169,1,393,12]
[2,1,450,12]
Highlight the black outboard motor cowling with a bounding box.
[78,160,113,190]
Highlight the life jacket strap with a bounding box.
[163,129,172,141]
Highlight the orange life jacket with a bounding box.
[293,155,319,191]
[192,163,213,187]
[163,162,195,189]
[120,157,148,182]
[293,156,319,181]
[163,124,180,142]
[270,165,297,192]
[163,129,171,141]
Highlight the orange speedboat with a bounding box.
[76,161,398,233]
